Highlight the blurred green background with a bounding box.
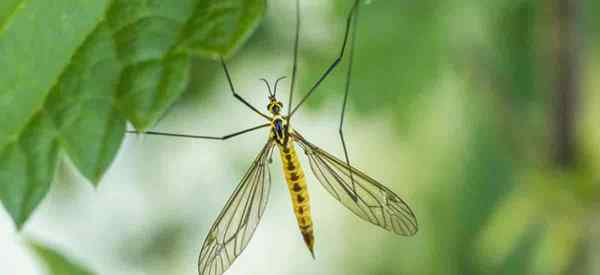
[1,0,599,274]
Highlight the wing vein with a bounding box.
[198,141,274,275]
[292,131,417,236]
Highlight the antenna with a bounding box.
[273,76,287,98]
[259,78,273,96]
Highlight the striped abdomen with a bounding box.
[279,141,315,256]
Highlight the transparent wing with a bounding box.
[293,131,418,236]
[198,141,275,275]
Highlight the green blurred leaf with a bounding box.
[489,0,541,106]
[299,0,446,123]
[29,241,95,275]
[451,96,517,274]
[0,0,265,229]
[497,224,544,275]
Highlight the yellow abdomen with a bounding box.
[278,141,315,256]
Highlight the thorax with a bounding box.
[270,115,291,146]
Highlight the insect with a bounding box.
[130,1,417,274]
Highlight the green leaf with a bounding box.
[29,240,96,275]
[177,0,266,57]
[0,0,265,229]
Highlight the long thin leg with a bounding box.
[340,1,360,195]
[220,56,271,120]
[289,0,359,117]
[127,123,270,140]
[287,0,300,119]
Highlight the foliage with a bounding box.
[1,0,599,274]
[29,240,96,275]
[0,0,265,228]
[287,0,599,274]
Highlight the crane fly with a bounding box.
[128,0,418,274]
